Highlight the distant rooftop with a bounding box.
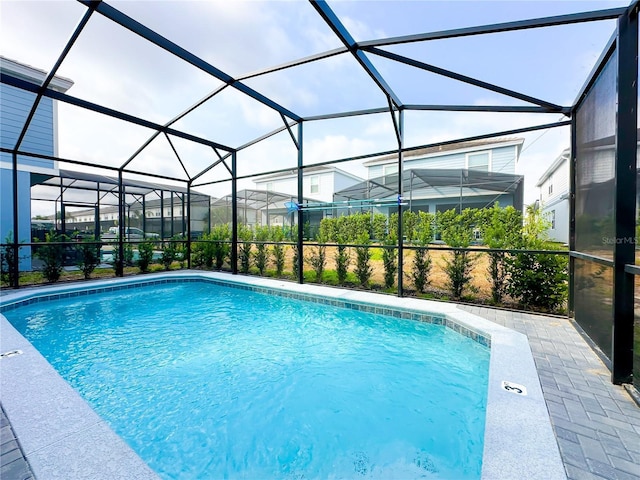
[0,56,73,92]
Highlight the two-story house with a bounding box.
[536,148,570,244]
[334,138,525,216]
[1,57,73,269]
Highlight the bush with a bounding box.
[335,243,350,285]
[160,241,177,271]
[76,236,101,279]
[137,240,155,273]
[1,232,21,285]
[271,227,286,277]
[506,206,568,312]
[35,232,67,283]
[440,209,476,299]
[479,204,522,304]
[210,224,231,270]
[307,232,327,283]
[507,250,568,311]
[382,234,397,288]
[411,247,432,293]
[354,233,372,288]
[238,224,253,274]
[254,225,270,276]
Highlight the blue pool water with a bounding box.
[5,281,490,479]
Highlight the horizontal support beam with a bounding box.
[360,7,627,47]
[1,73,235,153]
[404,104,571,114]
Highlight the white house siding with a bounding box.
[490,146,517,174]
[537,152,570,244]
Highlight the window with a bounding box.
[467,151,490,171]
[550,210,556,229]
[310,176,319,194]
[383,164,399,185]
[548,183,553,195]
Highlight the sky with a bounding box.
[0,0,631,215]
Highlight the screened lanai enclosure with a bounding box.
[1,0,639,388]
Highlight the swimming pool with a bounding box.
[0,271,566,479]
[4,280,489,479]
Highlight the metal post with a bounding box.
[297,122,304,284]
[397,110,404,297]
[116,170,124,277]
[60,176,66,234]
[170,192,174,237]
[186,183,192,269]
[160,190,165,240]
[96,182,101,239]
[611,6,638,384]
[11,152,19,288]
[231,152,238,274]
[568,115,577,315]
[142,196,147,235]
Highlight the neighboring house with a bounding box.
[335,137,525,215]
[63,192,212,238]
[253,166,364,232]
[536,148,570,244]
[0,57,73,269]
[253,165,364,204]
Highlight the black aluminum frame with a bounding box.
[3,0,638,382]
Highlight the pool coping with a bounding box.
[0,271,566,479]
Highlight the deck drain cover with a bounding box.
[501,380,527,396]
[0,350,23,359]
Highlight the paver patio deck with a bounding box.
[1,301,639,479]
[459,305,640,480]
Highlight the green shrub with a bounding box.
[35,232,67,283]
[238,224,253,274]
[411,247,432,293]
[137,240,155,273]
[335,242,350,285]
[211,224,231,270]
[371,213,388,242]
[479,204,523,304]
[76,235,101,279]
[354,233,372,288]
[506,206,568,312]
[1,232,21,285]
[382,234,397,288]
[160,241,177,271]
[307,232,327,283]
[254,225,270,276]
[440,209,476,299]
[270,227,286,277]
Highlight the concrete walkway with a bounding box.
[459,305,640,480]
[2,303,639,479]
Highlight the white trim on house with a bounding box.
[253,165,363,184]
[0,56,74,92]
[465,149,492,171]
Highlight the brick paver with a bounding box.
[0,404,33,480]
[460,305,640,480]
